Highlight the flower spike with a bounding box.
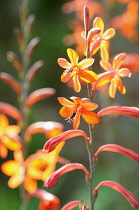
[94,144,139,162]
[43,129,89,153]
[44,163,89,188]
[94,181,139,208]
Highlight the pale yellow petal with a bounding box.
[67,48,79,65]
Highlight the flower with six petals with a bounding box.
[58,96,99,129]
[58,48,97,92]
[93,53,131,98]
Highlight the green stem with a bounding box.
[87,83,95,210]
[18,1,29,209]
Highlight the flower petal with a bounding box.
[67,48,79,65]
[80,70,97,83]
[58,97,74,107]
[0,114,9,129]
[24,176,37,192]
[0,143,8,158]
[82,102,98,111]
[93,17,104,33]
[59,106,73,118]
[100,40,109,62]
[8,173,24,189]
[118,68,131,77]
[93,71,115,90]
[78,58,94,69]
[116,78,126,94]
[82,110,100,124]
[6,125,20,136]
[100,60,112,71]
[103,28,116,39]
[72,74,81,92]
[109,79,117,98]
[73,111,81,129]
[113,53,126,70]
[1,160,20,176]
[61,70,73,83]
[2,136,22,151]
[57,58,72,68]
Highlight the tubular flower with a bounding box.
[94,144,139,162]
[94,181,139,208]
[61,200,89,210]
[58,97,99,129]
[58,48,97,92]
[94,53,131,98]
[24,121,64,142]
[44,163,90,188]
[89,17,115,60]
[26,189,60,210]
[43,129,89,153]
[98,106,139,118]
[0,114,21,158]
[1,143,64,192]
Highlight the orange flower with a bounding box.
[89,17,115,60]
[94,181,139,208]
[58,48,97,92]
[58,97,99,129]
[0,114,21,158]
[62,0,105,21]
[1,143,64,192]
[26,189,60,210]
[109,0,139,42]
[94,53,131,98]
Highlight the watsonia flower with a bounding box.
[58,96,99,129]
[58,48,97,92]
[93,53,131,98]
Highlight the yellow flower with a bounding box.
[0,114,21,158]
[58,48,97,92]
[1,142,64,192]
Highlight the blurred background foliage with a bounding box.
[0,0,139,210]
